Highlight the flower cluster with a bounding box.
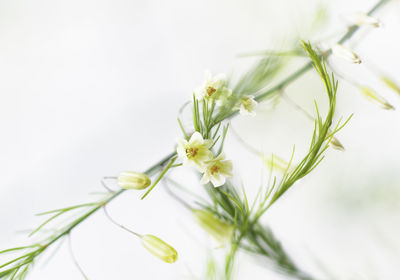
[177,132,232,187]
[194,71,232,105]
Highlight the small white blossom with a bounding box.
[351,12,381,28]
[200,154,233,187]
[236,95,258,116]
[194,70,232,105]
[177,132,213,171]
[331,44,361,64]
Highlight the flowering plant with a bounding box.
[1,0,398,279]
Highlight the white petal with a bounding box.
[239,105,250,115]
[211,174,226,187]
[176,139,188,158]
[190,131,204,143]
[177,146,186,159]
[214,153,225,161]
[200,173,210,185]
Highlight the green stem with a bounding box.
[141,156,177,199]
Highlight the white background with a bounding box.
[1,0,400,279]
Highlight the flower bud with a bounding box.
[192,209,233,245]
[359,86,394,110]
[351,12,381,27]
[141,235,178,263]
[330,135,345,151]
[263,154,289,173]
[117,171,151,190]
[381,76,400,95]
[331,44,361,64]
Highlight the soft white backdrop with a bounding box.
[1,0,400,279]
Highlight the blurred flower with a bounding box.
[200,154,232,187]
[141,235,178,263]
[351,12,381,27]
[331,44,361,64]
[117,171,151,190]
[263,154,290,173]
[194,71,232,105]
[381,75,400,95]
[236,95,258,116]
[359,86,394,110]
[177,132,213,171]
[192,209,233,245]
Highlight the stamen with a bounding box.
[206,87,216,96]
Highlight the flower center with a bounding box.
[242,98,252,110]
[206,86,216,96]
[210,165,220,175]
[186,147,199,158]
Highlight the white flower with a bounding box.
[331,44,361,64]
[177,132,213,171]
[351,12,381,28]
[200,154,233,187]
[194,70,232,105]
[236,95,258,116]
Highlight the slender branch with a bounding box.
[68,234,89,280]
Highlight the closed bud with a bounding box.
[141,235,178,263]
[381,76,400,95]
[192,209,233,245]
[330,135,345,151]
[117,171,151,190]
[351,12,381,27]
[359,86,395,110]
[263,154,290,173]
[331,44,361,64]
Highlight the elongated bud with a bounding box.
[263,154,290,173]
[141,235,178,263]
[359,86,395,110]
[192,209,233,245]
[117,171,151,190]
[381,76,400,95]
[330,135,345,151]
[351,12,381,27]
[331,44,361,64]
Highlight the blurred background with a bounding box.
[1,0,400,279]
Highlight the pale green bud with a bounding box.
[192,209,233,245]
[117,171,151,190]
[141,235,178,263]
[359,86,395,110]
[263,154,290,173]
[381,76,400,95]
